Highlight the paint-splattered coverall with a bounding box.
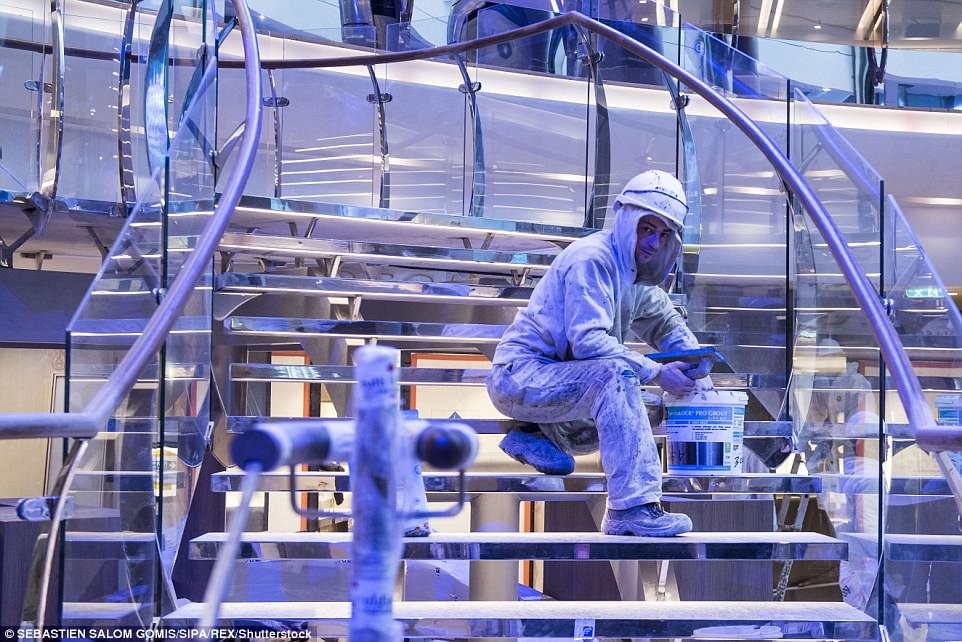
[486,205,700,510]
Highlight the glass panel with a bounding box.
[57,7,124,202]
[680,23,791,419]
[50,14,216,625]
[881,195,962,642]
[790,91,884,616]
[472,6,589,226]
[0,3,40,193]
[217,25,378,206]
[597,4,683,227]
[382,24,468,215]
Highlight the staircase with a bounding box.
[149,203,868,639]
[2,0,961,640]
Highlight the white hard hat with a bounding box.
[613,170,688,231]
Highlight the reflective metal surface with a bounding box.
[163,600,878,639]
[210,470,822,494]
[189,530,847,561]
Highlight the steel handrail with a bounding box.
[216,11,960,457]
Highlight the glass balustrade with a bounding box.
[880,196,962,642]
[0,2,42,195]
[40,4,218,625]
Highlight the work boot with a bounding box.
[498,426,576,475]
[403,522,433,537]
[601,502,693,536]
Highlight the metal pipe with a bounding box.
[233,11,952,452]
[350,345,403,642]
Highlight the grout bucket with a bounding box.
[935,394,962,426]
[663,390,748,475]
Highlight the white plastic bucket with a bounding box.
[664,390,748,475]
[935,394,962,426]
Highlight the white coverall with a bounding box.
[486,203,700,510]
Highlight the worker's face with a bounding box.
[635,214,675,269]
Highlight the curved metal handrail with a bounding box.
[144,0,174,175]
[217,11,959,456]
[38,0,65,208]
[117,0,140,216]
[5,0,262,628]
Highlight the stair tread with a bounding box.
[163,600,876,639]
[211,470,822,494]
[218,272,532,305]
[230,363,780,389]
[898,602,962,623]
[227,316,508,344]
[189,530,846,561]
[226,416,792,436]
[224,317,677,349]
[843,533,962,562]
[232,195,595,249]
[218,232,557,273]
[820,473,951,495]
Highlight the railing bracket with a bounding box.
[367,92,393,104]
[458,81,482,94]
[17,496,75,522]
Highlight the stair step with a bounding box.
[845,533,962,562]
[69,316,210,338]
[211,471,822,495]
[70,470,188,492]
[62,601,145,625]
[230,363,781,389]
[224,317,677,350]
[189,530,846,561]
[821,473,952,496]
[226,416,791,437]
[218,272,532,305]
[897,603,962,641]
[66,363,206,384]
[163,600,877,639]
[228,316,507,344]
[232,194,595,249]
[57,531,155,559]
[227,415,516,434]
[218,232,557,273]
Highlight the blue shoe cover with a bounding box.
[498,429,575,475]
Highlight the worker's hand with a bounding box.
[685,357,714,380]
[654,361,696,396]
[694,375,714,392]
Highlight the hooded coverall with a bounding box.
[486,204,700,510]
